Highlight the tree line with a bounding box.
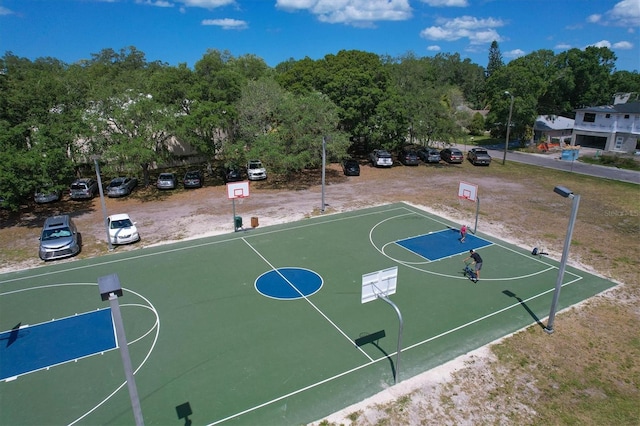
[1,44,638,210]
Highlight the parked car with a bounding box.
[369,149,393,167]
[222,166,243,183]
[341,159,360,176]
[440,148,464,164]
[156,173,177,190]
[398,148,420,166]
[106,176,138,197]
[183,170,204,188]
[417,147,441,164]
[69,178,98,200]
[34,185,62,204]
[39,214,81,260]
[467,148,492,166]
[107,213,140,245]
[247,159,267,181]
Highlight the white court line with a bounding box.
[2,203,589,424]
[241,237,374,362]
[206,274,585,425]
[372,208,582,282]
[0,282,161,426]
[0,206,407,285]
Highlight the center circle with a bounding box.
[255,267,323,300]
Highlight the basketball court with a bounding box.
[0,201,616,425]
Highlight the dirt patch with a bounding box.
[1,160,639,425]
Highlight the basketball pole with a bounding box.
[232,198,237,232]
[473,196,480,234]
[378,295,403,384]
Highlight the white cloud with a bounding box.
[276,0,413,26]
[178,0,236,8]
[504,49,525,59]
[202,18,248,29]
[427,45,441,51]
[606,0,640,27]
[554,43,572,50]
[135,0,174,7]
[0,6,15,15]
[589,40,612,48]
[613,40,633,49]
[420,16,505,45]
[587,14,601,23]
[420,0,468,6]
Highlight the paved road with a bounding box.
[455,145,640,185]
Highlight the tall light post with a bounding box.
[98,274,144,425]
[321,136,329,213]
[503,91,515,165]
[544,186,581,334]
[91,155,113,251]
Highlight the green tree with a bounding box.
[84,92,178,185]
[468,112,485,136]
[230,77,347,178]
[486,40,503,78]
[0,54,80,209]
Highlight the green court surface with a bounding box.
[0,203,616,425]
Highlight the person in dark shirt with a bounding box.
[463,249,483,281]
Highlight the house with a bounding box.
[571,94,640,154]
[533,115,575,147]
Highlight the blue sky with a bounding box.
[1,0,639,72]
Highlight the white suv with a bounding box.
[247,159,267,180]
[369,149,393,167]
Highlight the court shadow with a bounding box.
[175,401,193,426]
[502,290,544,328]
[1,323,22,348]
[355,330,397,381]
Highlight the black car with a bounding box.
[106,176,138,197]
[467,148,492,166]
[222,166,243,183]
[341,159,360,176]
[417,147,441,164]
[440,148,464,164]
[183,170,204,188]
[398,148,420,166]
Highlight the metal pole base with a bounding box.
[543,327,554,335]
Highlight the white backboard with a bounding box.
[361,266,398,304]
[226,181,250,199]
[458,181,478,202]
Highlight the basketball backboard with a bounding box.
[226,181,250,199]
[361,266,398,304]
[458,181,478,202]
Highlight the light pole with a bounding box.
[544,186,581,334]
[91,155,113,251]
[503,91,514,165]
[321,136,328,213]
[98,274,144,425]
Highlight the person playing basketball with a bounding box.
[463,249,483,282]
[459,224,467,243]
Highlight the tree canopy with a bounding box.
[1,45,638,210]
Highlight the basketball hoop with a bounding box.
[457,181,477,202]
[227,181,250,199]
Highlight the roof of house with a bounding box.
[533,115,575,131]
[575,102,640,114]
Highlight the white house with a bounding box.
[571,95,640,154]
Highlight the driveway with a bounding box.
[454,144,640,185]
